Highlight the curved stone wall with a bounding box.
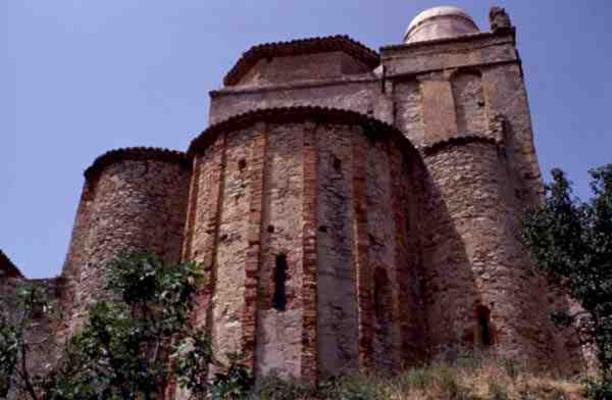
[184,107,427,381]
[61,148,191,335]
[420,138,555,366]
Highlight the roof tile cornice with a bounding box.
[84,147,190,181]
[423,135,499,156]
[223,35,380,86]
[188,106,413,156]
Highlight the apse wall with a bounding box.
[184,107,427,382]
[419,137,556,366]
[61,148,191,336]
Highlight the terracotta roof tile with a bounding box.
[223,35,379,86]
[84,147,190,181]
[188,106,414,156]
[423,135,499,156]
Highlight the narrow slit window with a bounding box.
[476,305,492,346]
[272,254,288,311]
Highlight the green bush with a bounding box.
[522,165,612,388]
[582,377,612,400]
[489,381,509,400]
[397,367,433,392]
[316,375,385,400]
[255,375,314,400]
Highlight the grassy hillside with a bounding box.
[253,356,587,399]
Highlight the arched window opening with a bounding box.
[374,267,390,321]
[476,305,493,346]
[272,254,288,312]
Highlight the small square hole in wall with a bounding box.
[332,155,342,171]
[238,159,247,172]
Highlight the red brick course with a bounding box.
[4,10,589,394]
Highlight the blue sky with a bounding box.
[2,0,611,278]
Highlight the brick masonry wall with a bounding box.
[209,81,377,125]
[210,127,257,366]
[420,141,556,366]
[256,122,305,378]
[209,42,555,371]
[6,22,591,392]
[316,124,359,377]
[382,35,586,371]
[366,138,401,370]
[481,63,544,205]
[61,155,191,336]
[390,145,429,365]
[59,182,95,338]
[452,71,487,136]
[185,136,226,330]
[0,265,62,399]
[393,79,425,147]
[235,52,371,87]
[185,110,424,382]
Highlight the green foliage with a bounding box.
[253,374,387,400]
[500,358,521,381]
[42,252,208,400]
[208,354,253,400]
[454,352,483,372]
[45,301,160,399]
[522,165,612,386]
[255,375,315,400]
[428,364,472,399]
[488,381,509,400]
[0,252,222,399]
[0,282,54,399]
[173,330,214,398]
[316,375,385,400]
[582,376,612,400]
[0,314,19,397]
[402,367,433,391]
[107,252,203,335]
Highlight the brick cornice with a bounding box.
[422,135,499,157]
[380,29,515,54]
[189,106,416,156]
[223,35,379,86]
[84,147,190,181]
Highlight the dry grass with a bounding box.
[382,359,584,399]
[255,356,588,399]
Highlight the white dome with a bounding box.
[404,6,479,44]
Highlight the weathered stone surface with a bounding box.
[489,7,512,33]
[420,141,552,366]
[185,109,423,381]
[0,253,61,399]
[3,7,589,395]
[62,151,191,337]
[420,79,459,145]
[316,124,359,377]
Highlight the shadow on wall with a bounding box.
[416,161,487,361]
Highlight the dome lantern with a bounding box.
[404,6,479,44]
